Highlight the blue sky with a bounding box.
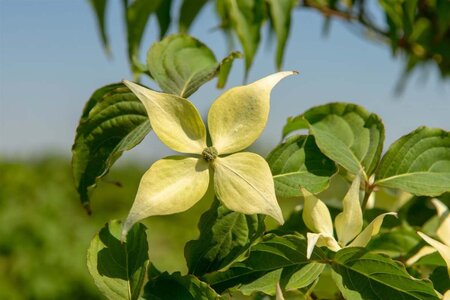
[0,0,448,163]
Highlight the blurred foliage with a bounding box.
[0,157,210,299]
[90,0,450,83]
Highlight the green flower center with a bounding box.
[202,146,218,162]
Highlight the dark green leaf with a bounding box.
[429,266,450,293]
[375,127,450,196]
[331,247,439,300]
[143,272,221,300]
[72,83,150,210]
[156,0,172,39]
[267,135,337,198]
[185,198,265,276]
[125,0,162,76]
[267,0,296,69]
[147,34,218,97]
[283,103,385,177]
[227,0,266,76]
[179,0,209,33]
[87,220,149,300]
[216,51,242,88]
[89,0,110,55]
[367,226,421,257]
[204,234,326,294]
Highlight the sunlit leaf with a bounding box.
[331,247,439,300]
[185,198,265,276]
[375,127,450,196]
[214,152,284,224]
[267,135,337,198]
[283,103,385,178]
[209,71,297,154]
[147,34,218,97]
[87,220,149,300]
[204,234,326,294]
[122,156,210,238]
[72,83,150,211]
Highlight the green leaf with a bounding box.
[155,0,172,39]
[217,51,243,89]
[227,0,266,75]
[179,0,209,33]
[267,135,337,198]
[89,0,110,55]
[125,0,162,76]
[87,220,149,300]
[367,226,421,257]
[204,234,326,294]
[185,198,265,276]
[147,34,218,97]
[283,103,385,178]
[267,0,296,69]
[72,83,150,211]
[143,272,221,299]
[330,247,439,300]
[375,127,450,196]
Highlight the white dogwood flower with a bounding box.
[302,175,397,258]
[121,71,297,238]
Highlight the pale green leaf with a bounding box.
[87,220,149,300]
[432,199,450,244]
[143,272,221,299]
[331,247,439,300]
[283,103,385,177]
[208,71,297,154]
[217,51,243,89]
[204,234,327,294]
[125,0,162,75]
[418,232,450,276]
[375,127,450,196]
[267,0,296,69]
[185,198,265,276]
[335,175,363,246]
[301,188,333,236]
[122,156,209,238]
[147,34,218,97]
[267,135,337,198]
[213,152,284,224]
[348,212,397,247]
[227,0,266,74]
[123,80,207,154]
[72,83,150,211]
[179,0,208,32]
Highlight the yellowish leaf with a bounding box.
[213,152,284,224]
[123,80,207,154]
[418,232,450,277]
[335,175,363,246]
[348,212,397,247]
[306,232,340,259]
[208,71,297,154]
[432,199,450,246]
[301,188,334,236]
[122,156,210,238]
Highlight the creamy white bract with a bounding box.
[121,71,297,238]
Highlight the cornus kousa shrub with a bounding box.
[72,34,450,300]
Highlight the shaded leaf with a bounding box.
[227,0,266,76]
[185,198,265,276]
[143,272,221,299]
[204,234,326,294]
[267,0,296,69]
[375,126,450,196]
[72,83,150,210]
[156,0,172,39]
[331,247,439,300]
[179,0,209,33]
[217,51,243,88]
[87,220,149,300]
[283,103,385,178]
[267,135,337,198]
[147,34,218,97]
[89,0,110,55]
[367,226,421,257]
